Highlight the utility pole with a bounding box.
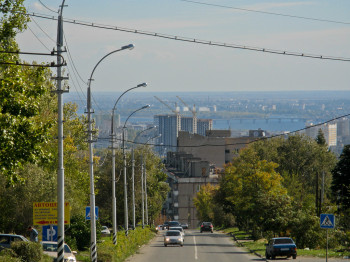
[55,1,68,262]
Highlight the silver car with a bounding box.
[164,230,184,247]
[41,241,77,262]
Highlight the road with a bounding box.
[127,229,264,262]
[126,230,349,262]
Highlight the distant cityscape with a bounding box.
[65,90,350,156]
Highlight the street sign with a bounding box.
[85,206,99,220]
[33,202,70,226]
[42,225,58,241]
[320,214,335,229]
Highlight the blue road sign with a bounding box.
[320,214,335,229]
[85,206,99,220]
[42,225,57,241]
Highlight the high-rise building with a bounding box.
[181,117,195,134]
[197,119,213,136]
[154,114,181,152]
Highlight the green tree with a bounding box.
[193,183,217,222]
[331,145,350,211]
[316,128,326,146]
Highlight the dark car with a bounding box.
[166,221,181,230]
[265,237,297,260]
[181,223,189,229]
[200,222,213,233]
[162,221,169,230]
[0,234,29,251]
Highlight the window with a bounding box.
[225,149,230,153]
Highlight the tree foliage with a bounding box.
[331,145,350,211]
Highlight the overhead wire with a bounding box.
[24,12,350,63]
[179,0,350,25]
[97,112,350,148]
[27,24,51,52]
[38,0,58,14]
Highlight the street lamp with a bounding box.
[142,134,162,227]
[123,105,151,236]
[131,126,156,230]
[110,83,147,245]
[87,44,133,261]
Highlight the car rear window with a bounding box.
[166,231,180,236]
[274,238,293,244]
[203,222,212,226]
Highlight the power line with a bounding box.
[97,112,350,148]
[31,17,56,44]
[179,0,350,25]
[25,12,350,63]
[27,24,51,52]
[38,0,58,14]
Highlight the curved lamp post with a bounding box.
[131,126,156,230]
[122,105,151,236]
[110,83,147,245]
[87,44,133,261]
[142,134,162,227]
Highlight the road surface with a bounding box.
[126,229,349,262]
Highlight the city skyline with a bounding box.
[16,0,350,96]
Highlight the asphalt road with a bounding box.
[126,229,264,262]
[126,230,349,262]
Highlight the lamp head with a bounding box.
[142,104,151,110]
[137,82,147,88]
[122,44,134,50]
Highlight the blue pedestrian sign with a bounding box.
[320,214,335,229]
[85,206,99,220]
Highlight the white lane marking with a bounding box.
[194,235,198,260]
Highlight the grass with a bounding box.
[75,226,155,262]
[222,227,350,259]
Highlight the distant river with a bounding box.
[120,116,308,132]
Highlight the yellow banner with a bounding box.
[33,202,70,225]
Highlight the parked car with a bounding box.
[163,230,183,247]
[101,226,110,235]
[200,222,214,233]
[0,234,29,251]
[181,223,189,229]
[41,241,77,262]
[265,237,297,260]
[166,221,181,230]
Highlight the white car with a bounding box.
[164,230,184,247]
[101,226,111,235]
[169,226,185,237]
[41,241,77,262]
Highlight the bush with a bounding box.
[11,241,42,262]
[0,248,21,262]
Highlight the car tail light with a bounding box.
[201,225,203,227]
[292,247,297,251]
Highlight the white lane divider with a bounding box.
[194,235,198,260]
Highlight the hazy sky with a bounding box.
[16,0,350,97]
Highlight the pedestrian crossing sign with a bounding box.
[320,214,335,229]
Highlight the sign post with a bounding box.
[33,202,70,226]
[320,214,335,262]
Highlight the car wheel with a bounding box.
[293,255,297,259]
[265,252,270,259]
[271,255,275,260]
[164,244,167,247]
[211,231,213,233]
[180,244,183,247]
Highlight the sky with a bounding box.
[15,0,350,98]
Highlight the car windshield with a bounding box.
[166,231,180,236]
[169,221,180,226]
[274,238,293,244]
[42,243,71,253]
[169,227,183,232]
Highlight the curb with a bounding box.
[228,232,267,261]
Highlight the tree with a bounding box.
[316,128,326,146]
[193,183,217,222]
[331,145,350,211]
[219,148,291,236]
[1,1,54,184]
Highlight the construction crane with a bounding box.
[176,96,197,134]
[154,96,179,116]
